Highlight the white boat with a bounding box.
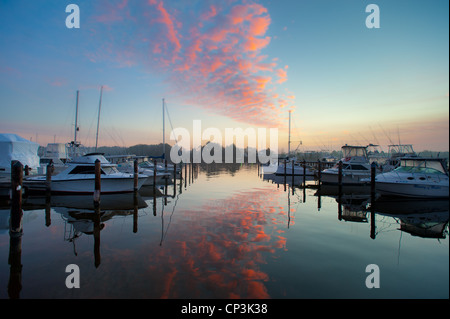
[273,111,315,176]
[381,144,417,172]
[321,145,373,185]
[140,160,179,177]
[27,153,148,194]
[274,160,315,176]
[375,157,449,198]
[117,160,171,186]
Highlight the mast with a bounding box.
[288,110,291,158]
[95,85,103,151]
[162,98,165,160]
[74,90,79,146]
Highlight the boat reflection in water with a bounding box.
[373,198,449,239]
[1,164,448,299]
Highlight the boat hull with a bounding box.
[52,177,147,194]
[321,170,370,185]
[274,165,315,176]
[26,176,148,194]
[375,181,449,198]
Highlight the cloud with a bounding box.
[88,0,296,127]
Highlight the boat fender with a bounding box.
[345,157,352,162]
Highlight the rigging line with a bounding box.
[161,189,181,245]
[164,101,178,143]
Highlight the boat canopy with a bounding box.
[398,158,448,175]
[71,153,111,165]
[342,145,367,158]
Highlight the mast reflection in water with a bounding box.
[0,164,448,299]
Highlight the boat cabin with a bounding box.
[341,145,368,160]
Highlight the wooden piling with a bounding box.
[173,163,177,197]
[291,160,294,186]
[153,160,157,188]
[45,163,53,193]
[133,159,139,191]
[370,162,376,203]
[10,161,23,234]
[338,161,343,186]
[317,160,322,187]
[93,159,101,205]
[302,159,306,186]
[133,192,138,233]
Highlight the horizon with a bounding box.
[1,0,448,152]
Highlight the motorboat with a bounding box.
[381,144,417,172]
[274,160,315,176]
[321,145,373,185]
[117,160,171,186]
[374,157,449,198]
[27,153,149,194]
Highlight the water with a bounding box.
[0,164,448,299]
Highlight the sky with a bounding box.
[0,0,448,153]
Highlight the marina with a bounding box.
[1,0,448,305]
[0,162,448,299]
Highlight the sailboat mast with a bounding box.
[288,110,291,158]
[95,85,103,151]
[74,90,79,145]
[162,98,165,160]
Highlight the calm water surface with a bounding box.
[0,164,448,299]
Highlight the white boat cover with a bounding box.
[0,133,40,171]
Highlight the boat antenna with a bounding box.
[95,85,103,151]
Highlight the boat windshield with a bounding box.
[102,166,120,174]
[139,161,153,168]
[342,146,367,158]
[396,159,447,175]
[388,144,415,155]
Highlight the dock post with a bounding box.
[291,160,294,186]
[133,159,139,192]
[173,163,177,197]
[10,161,23,235]
[45,162,53,194]
[133,191,138,233]
[370,162,376,203]
[24,165,29,176]
[153,160,157,189]
[303,159,306,186]
[93,159,101,205]
[338,160,343,184]
[317,160,322,187]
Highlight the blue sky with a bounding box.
[0,0,448,152]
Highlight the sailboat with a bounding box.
[273,111,315,176]
[159,98,180,176]
[67,90,87,159]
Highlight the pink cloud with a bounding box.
[276,68,288,84]
[88,0,296,127]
